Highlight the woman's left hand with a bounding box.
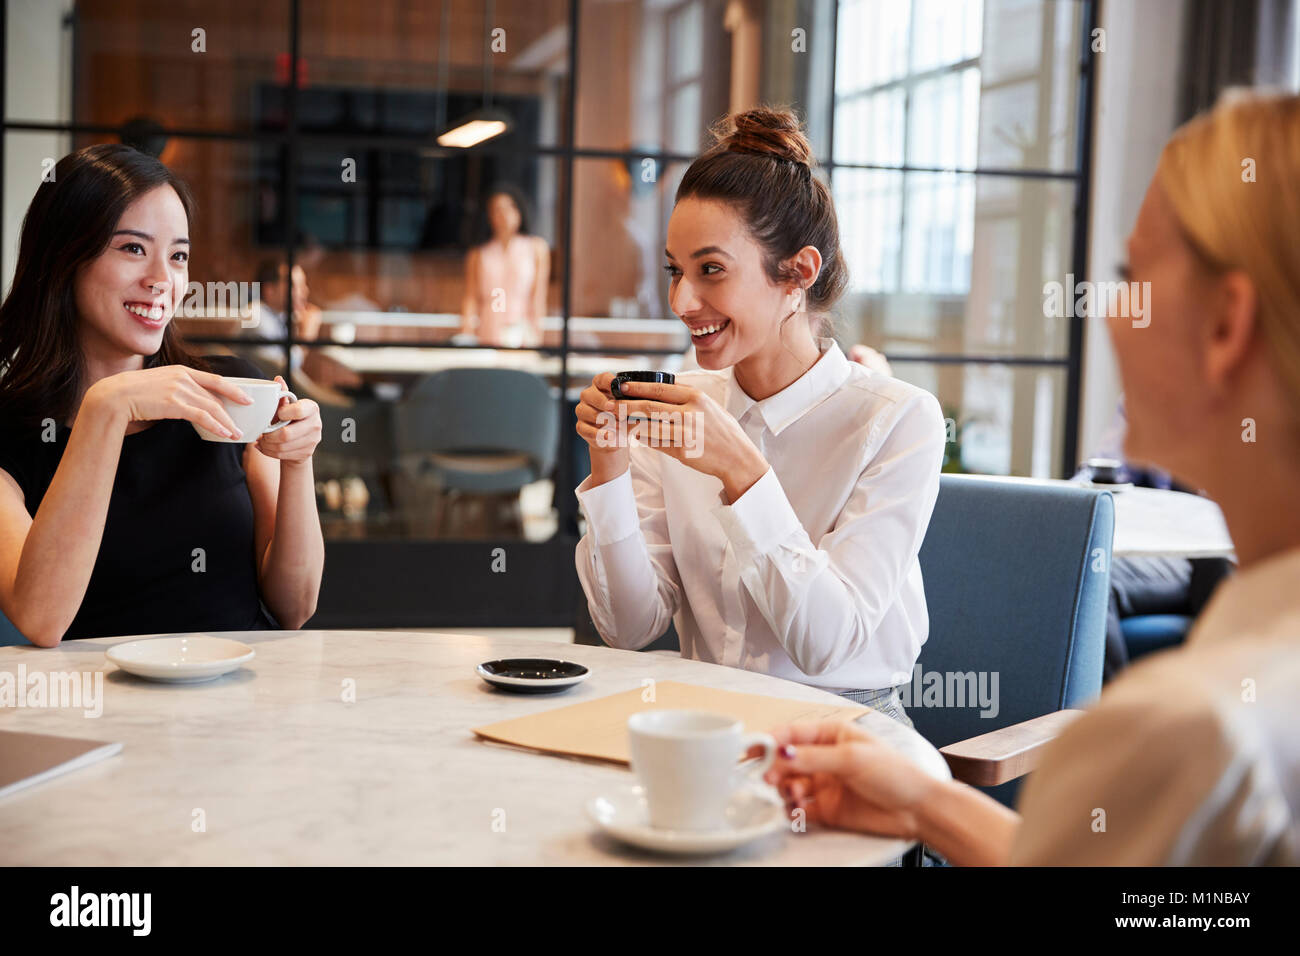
[762,719,937,839]
[255,375,322,465]
[613,380,768,502]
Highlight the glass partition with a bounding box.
[1,0,1095,623]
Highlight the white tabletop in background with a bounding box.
[945,474,1235,560]
[320,345,679,384]
[0,630,947,866]
[1108,486,1235,560]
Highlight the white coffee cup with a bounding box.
[627,710,777,831]
[192,376,297,443]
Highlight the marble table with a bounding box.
[0,630,949,866]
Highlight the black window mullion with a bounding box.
[556,0,581,537]
[283,0,301,389]
[1063,0,1099,477]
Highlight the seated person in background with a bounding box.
[1076,398,1234,681]
[847,343,892,377]
[0,144,325,645]
[247,259,363,393]
[573,108,946,724]
[459,185,550,348]
[765,91,1300,864]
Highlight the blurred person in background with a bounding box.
[459,185,550,348]
[248,259,362,394]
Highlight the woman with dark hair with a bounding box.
[0,143,324,646]
[573,108,946,722]
[458,184,550,347]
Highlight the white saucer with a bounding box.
[106,636,255,683]
[586,782,787,855]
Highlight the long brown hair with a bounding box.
[676,107,848,334]
[0,143,207,426]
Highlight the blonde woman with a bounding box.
[765,91,1300,864]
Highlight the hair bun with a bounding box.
[712,107,814,167]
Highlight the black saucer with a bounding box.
[476,658,590,694]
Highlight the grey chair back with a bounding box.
[315,399,394,479]
[393,367,558,489]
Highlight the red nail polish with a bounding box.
[779,745,796,759]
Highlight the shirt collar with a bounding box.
[723,339,851,436]
[1188,546,1300,646]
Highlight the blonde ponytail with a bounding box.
[1156,90,1300,411]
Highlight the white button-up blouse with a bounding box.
[574,340,947,692]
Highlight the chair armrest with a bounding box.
[938,710,1085,787]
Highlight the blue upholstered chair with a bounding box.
[1,609,30,646]
[913,475,1114,810]
[573,472,1115,816]
[1122,613,1191,661]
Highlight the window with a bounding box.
[831,0,1091,477]
[1,0,1095,626]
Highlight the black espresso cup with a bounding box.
[611,370,675,400]
[1083,457,1123,484]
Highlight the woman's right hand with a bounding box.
[575,372,630,484]
[85,365,254,440]
[763,719,940,839]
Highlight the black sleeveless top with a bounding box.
[0,355,279,640]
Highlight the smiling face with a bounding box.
[74,184,190,360]
[664,197,800,370]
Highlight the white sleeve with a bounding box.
[574,448,684,650]
[711,392,945,677]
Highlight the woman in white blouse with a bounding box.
[764,91,1300,864]
[573,108,946,722]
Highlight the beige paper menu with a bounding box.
[472,680,867,765]
[0,730,122,799]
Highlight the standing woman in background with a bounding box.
[573,108,947,723]
[0,144,324,646]
[459,184,551,348]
